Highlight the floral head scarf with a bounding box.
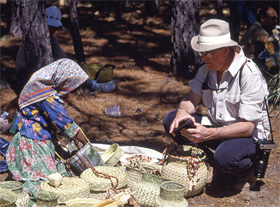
[19,58,89,109]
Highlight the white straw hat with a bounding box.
[46,6,63,28]
[191,19,238,52]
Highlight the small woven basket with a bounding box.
[80,166,127,192]
[155,181,188,207]
[0,188,17,207]
[161,145,208,197]
[125,161,162,189]
[101,143,124,166]
[40,177,90,204]
[132,173,168,207]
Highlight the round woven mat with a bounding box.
[65,198,100,207]
[0,188,17,207]
[40,177,90,204]
[101,143,124,166]
[80,166,127,191]
[0,181,23,194]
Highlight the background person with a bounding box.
[16,6,117,95]
[163,19,270,192]
[6,58,89,197]
[15,6,67,94]
[239,6,278,70]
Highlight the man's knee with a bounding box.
[163,111,176,132]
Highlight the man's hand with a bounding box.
[169,109,195,135]
[180,122,213,143]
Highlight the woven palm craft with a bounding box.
[0,188,17,207]
[36,191,58,207]
[15,192,30,207]
[155,181,188,207]
[101,143,124,166]
[40,177,90,204]
[65,198,100,207]
[132,173,169,207]
[125,154,162,189]
[125,156,167,207]
[161,145,208,197]
[80,166,127,200]
[0,181,30,207]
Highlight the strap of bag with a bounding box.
[55,128,90,176]
[94,64,115,80]
[79,128,90,143]
[90,167,119,189]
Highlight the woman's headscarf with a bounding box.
[19,58,89,109]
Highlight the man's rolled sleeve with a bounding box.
[239,72,267,122]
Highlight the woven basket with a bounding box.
[132,173,168,207]
[155,181,188,207]
[15,192,30,207]
[80,166,127,192]
[65,198,100,207]
[40,177,90,204]
[101,143,124,166]
[0,188,17,207]
[125,161,162,189]
[161,152,208,197]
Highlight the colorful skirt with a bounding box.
[6,132,70,197]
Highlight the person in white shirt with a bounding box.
[163,19,270,192]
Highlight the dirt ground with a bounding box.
[1,1,280,207]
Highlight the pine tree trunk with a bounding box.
[8,0,22,37]
[170,0,202,79]
[20,0,53,76]
[67,0,85,64]
[216,0,223,17]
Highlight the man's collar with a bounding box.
[227,46,247,77]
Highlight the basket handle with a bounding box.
[91,167,119,189]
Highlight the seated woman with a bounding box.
[6,58,89,197]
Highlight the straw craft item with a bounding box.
[36,191,58,207]
[0,181,23,194]
[80,166,127,192]
[161,146,208,197]
[125,160,162,189]
[65,198,100,207]
[128,170,169,207]
[0,188,17,207]
[15,192,30,207]
[155,181,188,207]
[40,177,90,204]
[101,143,124,166]
[0,181,30,207]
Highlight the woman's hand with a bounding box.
[74,130,88,149]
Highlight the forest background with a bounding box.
[0,0,280,206]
